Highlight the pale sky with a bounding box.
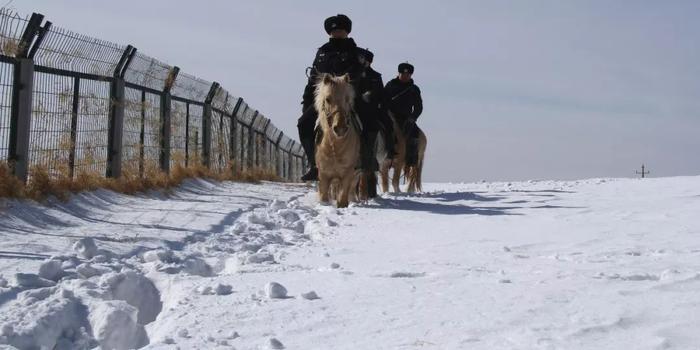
[11,0,700,182]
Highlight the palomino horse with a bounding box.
[314,73,361,208]
[380,112,427,193]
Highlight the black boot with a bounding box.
[300,136,318,181]
[367,172,378,198]
[301,167,318,181]
[361,131,378,171]
[405,137,419,166]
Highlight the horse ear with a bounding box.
[342,73,350,83]
[322,73,333,85]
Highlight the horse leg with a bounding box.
[318,173,331,203]
[380,162,390,193]
[349,173,360,203]
[337,174,354,208]
[392,164,402,193]
[416,159,424,192]
[357,172,368,201]
[408,166,417,193]
[406,166,415,193]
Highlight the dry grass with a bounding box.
[0,162,25,198]
[0,161,284,201]
[1,38,20,57]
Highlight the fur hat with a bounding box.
[398,62,414,74]
[324,14,352,34]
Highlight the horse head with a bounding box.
[315,73,355,138]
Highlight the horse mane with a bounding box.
[314,73,355,129]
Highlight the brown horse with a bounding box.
[380,113,427,193]
[314,73,361,208]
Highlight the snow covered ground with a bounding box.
[1,176,699,349]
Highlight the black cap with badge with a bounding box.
[398,62,414,74]
[324,14,352,34]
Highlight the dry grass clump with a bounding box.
[0,162,24,198]
[0,161,285,201]
[0,38,20,57]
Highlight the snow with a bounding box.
[265,282,288,299]
[73,238,99,259]
[268,337,285,349]
[37,259,64,281]
[300,291,320,300]
[1,176,700,349]
[102,271,162,324]
[214,284,233,296]
[13,273,55,288]
[89,301,149,350]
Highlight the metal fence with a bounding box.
[0,9,307,182]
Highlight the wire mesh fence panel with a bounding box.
[256,132,267,168]
[142,92,161,171]
[220,114,232,170]
[187,103,203,167]
[240,123,250,171]
[0,9,28,57]
[170,100,187,169]
[0,60,12,160]
[74,78,109,175]
[266,123,280,141]
[210,109,224,172]
[293,143,304,157]
[1,9,306,182]
[225,96,240,116]
[231,121,241,171]
[240,105,256,127]
[124,52,170,92]
[171,72,210,102]
[268,142,275,174]
[122,87,144,174]
[253,114,267,132]
[33,24,126,76]
[29,71,73,177]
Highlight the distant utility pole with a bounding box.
[636,164,650,178]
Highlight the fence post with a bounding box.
[260,119,271,169]
[202,82,219,169]
[139,90,146,177]
[159,66,179,173]
[287,146,293,180]
[68,77,79,178]
[274,133,284,178]
[229,98,242,170]
[8,13,43,182]
[239,119,246,170]
[247,111,258,169]
[106,45,135,178]
[184,102,190,167]
[281,151,286,180]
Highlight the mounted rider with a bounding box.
[384,62,423,166]
[356,48,396,161]
[298,14,369,181]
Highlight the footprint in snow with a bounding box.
[376,272,427,278]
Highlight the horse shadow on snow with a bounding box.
[376,191,522,216]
